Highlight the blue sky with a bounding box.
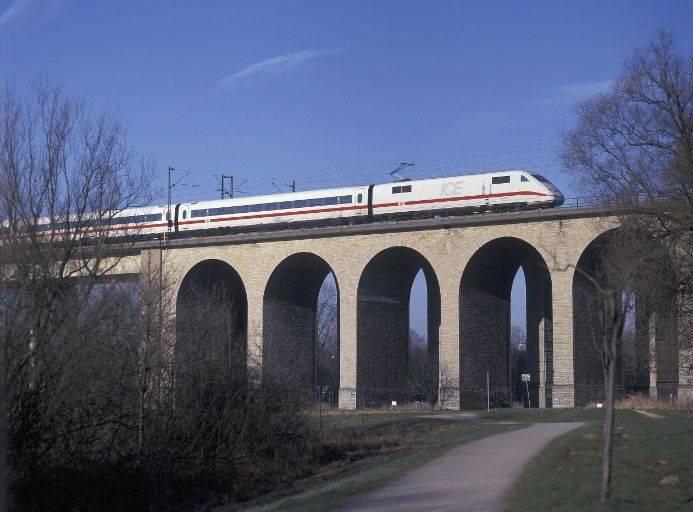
[2,0,691,334]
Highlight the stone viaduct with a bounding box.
[104,205,692,409]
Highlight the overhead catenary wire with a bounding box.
[152,145,564,203]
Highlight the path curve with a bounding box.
[344,422,583,512]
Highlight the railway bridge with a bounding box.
[105,205,691,409]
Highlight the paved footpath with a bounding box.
[344,422,583,512]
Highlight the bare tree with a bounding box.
[560,31,692,503]
[562,30,691,315]
[315,279,339,401]
[407,330,437,408]
[510,326,527,404]
[0,81,153,510]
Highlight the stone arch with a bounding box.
[356,247,441,406]
[459,237,552,409]
[175,259,248,395]
[573,229,679,405]
[262,252,338,400]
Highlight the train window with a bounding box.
[294,200,306,208]
[250,204,263,212]
[492,176,510,184]
[521,175,529,182]
[324,196,339,205]
[531,174,549,183]
[182,210,187,219]
[308,198,324,207]
[357,193,363,203]
[279,201,293,209]
[338,195,352,204]
[236,205,249,213]
[401,185,412,193]
[392,186,402,194]
[192,209,207,218]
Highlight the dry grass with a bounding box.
[594,394,693,410]
[306,401,434,416]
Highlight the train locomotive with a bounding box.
[36,170,565,237]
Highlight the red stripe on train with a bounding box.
[39,190,551,234]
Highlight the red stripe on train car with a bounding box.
[402,190,547,207]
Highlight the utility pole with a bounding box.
[290,179,296,193]
[166,166,190,234]
[167,166,174,232]
[220,174,234,199]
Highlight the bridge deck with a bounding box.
[130,204,615,252]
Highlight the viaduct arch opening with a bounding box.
[573,231,678,406]
[263,253,338,402]
[459,237,552,409]
[175,259,248,396]
[357,247,440,406]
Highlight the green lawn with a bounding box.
[506,409,693,511]
[237,408,692,511]
[243,412,519,511]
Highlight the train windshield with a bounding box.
[531,174,550,183]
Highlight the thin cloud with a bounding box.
[0,0,32,26]
[1,0,64,27]
[217,48,342,90]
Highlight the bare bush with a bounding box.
[0,81,154,511]
[0,82,315,511]
[407,330,437,408]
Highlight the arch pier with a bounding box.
[356,247,440,406]
[459,238,552,408]
[572,231,681,406]
[262,253,338,400]
[175,259,248,393]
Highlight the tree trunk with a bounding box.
[0,332,11,512]
[0,354,8,512]
[601,336,617,503]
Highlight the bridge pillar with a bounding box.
[438,283,460,409]
[526,269,551,408]
[679,301,693,401]
[338,275,358,410]
[635,298,656,396]
[246,285,264,384]
[551,268,575,407]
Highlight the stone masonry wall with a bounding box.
[122,215,619,409]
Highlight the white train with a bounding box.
[36,171,564,237]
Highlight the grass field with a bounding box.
[506,409,693,511]
[234,407,692,511]
[241,411,519,511]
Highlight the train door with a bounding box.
[173,204,181,233]
[367,185,375,218]
[178,204,189,229]
[356,188,366,210]
[489,174,512,204]
[482,177,490,207]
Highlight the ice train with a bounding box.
[36,170,565,237]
